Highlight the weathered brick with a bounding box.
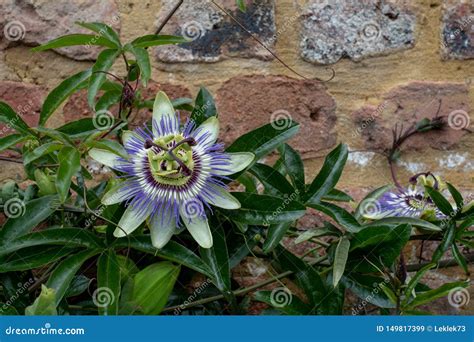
[0,81,45,133]
[216,75,337,158]
[155,0,276,62]
[441,0,474,59]
[0,0,120,60]
[300,0,416,64]
[351,82,470,152]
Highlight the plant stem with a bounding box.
[162,253,473,313]
[154,0,183,35]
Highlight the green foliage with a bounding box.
[0,20,470,317]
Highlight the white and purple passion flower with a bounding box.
[88,91,254,249]
[363,173,447,220]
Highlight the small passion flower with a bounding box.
[89,91,254,249]
[363,174,447,220]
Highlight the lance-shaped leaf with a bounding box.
[32,34,117,52]
[0,102,33,136]
[333,236,350,287]
[0,195,59,243]
[305,144,348,204]
[131,34,188,48]
[279,144,305,196]
[224,192,306,225]
[249,163,295,196]
[76,22,121,48]
[40,69,92,126]
[124,44,151,86]
[56,146,81,203]
[47,249,101,305]
[97,250,121,315]
[226,120,300,159]
[0,134,28,153]
[130,262,180,315]
[0,246,76,273]
[88,49,120,108]
[190,87,217,126]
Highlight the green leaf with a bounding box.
[0,228,104,257]
[57,118,98,138]
[224,192,306,225]
[0,246,75,272]
[451,244,469,275]
[294,226,339,244]
[365,217,441,232]
[40,69,92,126]
[32,34,117,52]
[0,102,32,136]
[405,281,469,310]
[25,285,57,315]
[23,142,63,165]
[279,144,305,195]
[432,222,455,263]
[321,189,353,202]
[56,146,81,203]
[254,290,309,315]
[46,249,101,305]
[355,185,393,220]
[65,275,91,298]
[0,195,59,243]
[236,0,247,12]
[425,187,454,216]
[262,222,292,253]
[333,236,350,287]
[404,263,436,301]
[87,139,127,159]
[226,121,300,159]
[131,34,188,48]
[249,163,295,196]
[342,275,396,309]
[35,127,74,146]
[124,44,151,86]
[446,182,463,212]
[0,134,28,152]
[190,87,217,127]
[308,201,361,233]
[305,144,348,204]
[88,49,120,108]
[200,225,231,296]
[76,22,121,48]
[131,262,180,315]
[97,250,121,315]
[348,224,412,272]
[114,237,212,277]
[95,89,122,112]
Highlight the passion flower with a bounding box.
[89,91,254,248]
[364,173,447,220]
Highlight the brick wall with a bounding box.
[0,0,473,198]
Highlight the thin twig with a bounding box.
[155,0,184,35]
[210,0,335,82]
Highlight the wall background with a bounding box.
[0,0,473,313]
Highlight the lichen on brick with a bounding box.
[154,0,276,62]
[299,0,417,64]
